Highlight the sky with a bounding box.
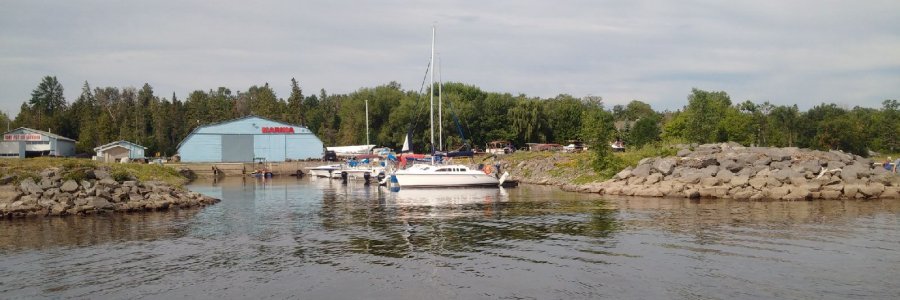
[2,0,899,116]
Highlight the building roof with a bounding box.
[94,140,147,152]
[2,127,77,142]
[176,115,313,150]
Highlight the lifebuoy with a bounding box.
[483,165,493,175]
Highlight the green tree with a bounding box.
[629,116,661,147]
[286,78,305,125]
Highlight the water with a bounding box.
[1,177,899,299]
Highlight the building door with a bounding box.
[221,135,254,162]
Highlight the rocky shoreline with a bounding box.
[511,143,900,200]
[1,167,219,218]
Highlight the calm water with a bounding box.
[2,177,899,299]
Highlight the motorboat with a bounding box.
[305,164,343,178]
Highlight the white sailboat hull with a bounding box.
[393,164,499,188]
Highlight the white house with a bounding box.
[94,140,147,162]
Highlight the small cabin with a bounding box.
[94,140,147,162]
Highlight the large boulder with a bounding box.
[631,164,652,177]
[60,180,79,193]
[652,158,677,175]
[19,178,43,195]
[859,183,885,197]
[614,167,633,180]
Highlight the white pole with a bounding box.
[429,26,435,156]
[438,53,443,152]
[365,99,370,147]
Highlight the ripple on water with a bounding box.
[1,178,899,299]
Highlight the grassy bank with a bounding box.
[501,142,680,186]
[0,158,187,186]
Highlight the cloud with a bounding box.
[1,0,898,116]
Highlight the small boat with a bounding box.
[305,164,343,178]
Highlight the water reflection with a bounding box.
[1,177,898,299]
[0,209,202,251]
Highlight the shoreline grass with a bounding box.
[0,157,187,186]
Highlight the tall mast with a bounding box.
[429,25,435,156]
[365,99,369,147]
[438,54,443,152]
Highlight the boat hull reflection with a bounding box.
[389,187,508,206]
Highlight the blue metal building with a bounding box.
[177,115,323,162]
[0,127,77,158]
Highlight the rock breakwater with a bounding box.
[566,143,900,200]
[1,167,219,218]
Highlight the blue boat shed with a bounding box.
[177,115,323,162]
[0,127,77,158]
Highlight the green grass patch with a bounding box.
[0,157,187,186]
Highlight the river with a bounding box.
[1,177,898,299]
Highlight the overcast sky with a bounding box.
[2,0,899,116]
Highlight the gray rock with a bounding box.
[631,164,652,177]
[614,168,633,180]
[60,180,79,193]
[677,149,692,157]
[43,188,59,198]
[677,173,703,184]
[749,177,768,190]
[753,157,772,167]
[88,197,114,209]
[652,158,677,175]
[821,190,842,199]
[794,160,822,173]
[19,178,42,194]
[94,169,111,180]
[80,180,92,190]
[769,186,791,199]
[843,184,859,198]
[39,169,57,179]
[700,177,722,187]
[730,175,750,187]
[74,197,89,206]
[99,178,118,186]
[789,176,809,186]
[770,160,792,170]
[682,157,718,169]
[627,176,646,185]
[773,169,800,182]
[699,165,719,177]
[859,183,885,197]
[0,175,15,185]
[645,173,663,185]
[827,160,846,169]
[716,169,735,181]
[766,177,783,188]
[40,178,58,189]
[783,187,811,201]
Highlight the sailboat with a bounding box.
[392,26,508,188]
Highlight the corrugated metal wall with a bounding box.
[223,135,254,162]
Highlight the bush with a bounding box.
[111,169,133,182]
[62,168,89,182]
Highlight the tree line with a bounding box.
[7,76,899,158]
